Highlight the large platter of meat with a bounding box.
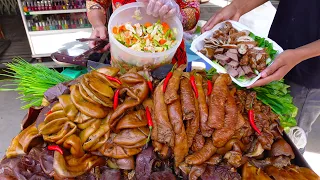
[0,66,319,180]
[190,20,283,87]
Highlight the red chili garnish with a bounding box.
[190,75,198,98]
[207,80,212,96]
[146,106,153,128]
[163,72,173,92]
[105,75,122,85]
[145,106,153,146]
[248,99,261,135]
[162,64,176,92]
[47,145,63,155]
[113,89,120,110]
[46,110,52,116]
[147,81,153,92]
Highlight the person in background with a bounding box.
[86,0,200,66]
[202,0,320,152]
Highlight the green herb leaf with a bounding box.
[253,80,298,128]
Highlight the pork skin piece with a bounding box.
[237,44,248,55]
[226,65,239,77]
[201,48,215,59]
[227,49,238,54]
[242,65,253,74]
[214,54,230,62]
[214,48,224,54]
[152,82,175,147]
[180,76,196,121]
[207,74,231,129]
[237,67,245,77]
[226,51,239,62]
[221,44,238,49]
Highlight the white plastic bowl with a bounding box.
[108,2,183,70]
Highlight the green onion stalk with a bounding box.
[0,57,72,109]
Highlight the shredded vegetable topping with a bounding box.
[112,20,177,53]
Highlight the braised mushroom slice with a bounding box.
[269,138,295,159]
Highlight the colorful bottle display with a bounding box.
[26,13,91,31]
[22,0,86,12]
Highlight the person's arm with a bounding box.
[176,0,200,31]
[248,40,320,88]
[295,40,320,61]
[232,0,268,16]
[86,0,111,51]
[202,0,267,32]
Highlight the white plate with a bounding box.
[190,20,284,87]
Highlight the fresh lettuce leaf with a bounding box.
[250,32,278,60]
[252,80,298,128]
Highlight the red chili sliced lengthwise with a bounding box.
[48,145,63,155]
[105,75,122,85]
[113,89,120,110]
[163,72,173,92]
[248,100,261,135]
[147,81,153,92]
[190,75,198,98]
[145,106,153,144]
[163,64,177,92]
[46,110,52,116]
[207,80,212,96]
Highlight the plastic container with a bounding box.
[108,2,183,71]
[190,20,284,87]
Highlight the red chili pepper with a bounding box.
[162,64,177,92]
[190,75,198,98]
[113,89,120,110]
[46,110,52,116]
[207,80,212,96]
[48,145,63,155]
[147,81,153,92]
[248,99,261,135]
[163,72,173,92]
[145,106,153,146]
[105,75,122,85]
[146,106,153,128]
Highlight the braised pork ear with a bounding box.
[109,72,149,128]
[115,110,148,131]
[53,152,105,178]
